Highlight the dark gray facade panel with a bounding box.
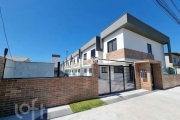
[96,36,103,51]
[52,54,60,57]
[101,14,128,39]
[126,13,169,44]
[79,49,81,59]
[167,41,173,63]
[101,13,169,44]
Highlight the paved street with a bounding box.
[55,87,180,120]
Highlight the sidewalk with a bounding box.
[0,89,158,120]
[55,87,180,120]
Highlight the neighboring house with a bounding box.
[165,52,180,68]
[61,13,172,76]
[6,56,30,62]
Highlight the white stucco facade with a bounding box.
[123,28,165,67]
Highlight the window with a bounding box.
[84,53,87,60]
[107,38,117,53]
[89,68,92,73]
[84,68,87,73]
[77,57,79,63]
[147,44,152,54]
[102,67,107,73]
[75,69,77,72]
[114,66,123,73]
[91,49,96,58]
[174,57,176,63]
[78,69,80,73]
[140,70,147,78]
[74,59,75,63]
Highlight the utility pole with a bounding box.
[66,51,68,61]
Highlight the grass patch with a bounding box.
[70,99,108,113]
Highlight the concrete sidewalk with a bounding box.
[56,87,180,120]
[0,89,151,120]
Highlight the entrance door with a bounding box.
[150,64,155,89]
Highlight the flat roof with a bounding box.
[165,52,180,56]
[64,36,98,61]
[101,13,169,44]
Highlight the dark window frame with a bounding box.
[84,68,87,73]
[89,68,92,73]
[77,57,79,63]
[102,67,107,73]
[91,49,96,58]
[107,38,117,53]
[114,66,123,73]
[84,53,87,60]
[147,43,152,54]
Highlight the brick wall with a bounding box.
[73,63,79,67]
[153,64,163,89]
[136,63,152,91]
[162,74,180,89]
[0,57,98,117]
[83,58,93,65]
[106,48,154,60]
[134,61,166,91]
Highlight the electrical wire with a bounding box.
[0,7,13,59]
[153,0,180,25]
[170,0,180,15]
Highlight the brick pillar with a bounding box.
[92,60,98,98]
[0,57,5,79]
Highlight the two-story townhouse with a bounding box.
[165,52,180,68]
[61,36,101,76]
[61,13,172,76]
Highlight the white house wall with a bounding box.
[103,29,124,59]
[82,44,96,63]
[123,28,165,67]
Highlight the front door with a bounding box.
[150,64,155,89]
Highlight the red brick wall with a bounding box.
[153,64,163,89]
[134,62,163,91]
[0,57,98,117]
[106,48,154,60]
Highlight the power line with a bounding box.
[170,0,180,15]
[0,7,13,59]
[153,0,180,25]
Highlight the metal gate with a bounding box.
[98,65,136,95]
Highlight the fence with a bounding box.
[3,59,54,78]
[162,67,180,75]
[0,56,98,117]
